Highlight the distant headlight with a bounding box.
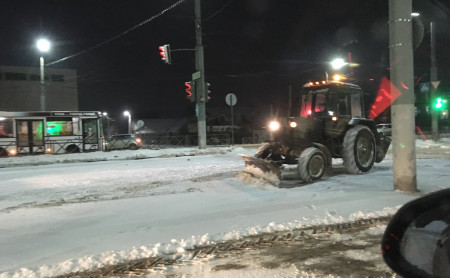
[269,121,281,131]
[135,138,142,144]
[8,149,17,156]
[289,121,297,128]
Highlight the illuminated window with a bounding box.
[46,118,74,136]
[300,94,313,117]
[314,94,327,113]
[0,118,13,137]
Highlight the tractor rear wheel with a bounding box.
[343,125,376,174]
[298,147,326,182]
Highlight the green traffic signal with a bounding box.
[433,97,447,110]
[435,98,443,109]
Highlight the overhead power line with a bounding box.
[46,0,186,66]
[204,0,235,22]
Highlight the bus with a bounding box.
[0,111,104,156]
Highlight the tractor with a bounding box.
[242,80,391,183]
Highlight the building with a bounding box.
[0,65,78,111]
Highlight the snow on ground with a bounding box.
[0,139,449,278]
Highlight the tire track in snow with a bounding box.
[53,216,393,278]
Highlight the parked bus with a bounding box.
[0,111,104,156]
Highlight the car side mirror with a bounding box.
[382,188,450,278]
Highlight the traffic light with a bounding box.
[158,44,171,64]
[206,82,211,102]
[185,81,196,102]
[434,97,447,110]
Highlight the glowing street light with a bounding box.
[36,38,51,111]
[123,110,131,134]
[330,58,348,70]
[36,39,50,52]
[325,58,348,81]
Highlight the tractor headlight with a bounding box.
[268,120,281,131]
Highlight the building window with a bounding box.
[51,74,64,82]
[30,74,40,81]
[30,74,49,81]
[5,72,26,80]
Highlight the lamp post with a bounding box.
[102,112,110,137]
[123,110,131,134]
[36,39,50,111]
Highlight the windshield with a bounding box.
[297,90,335,117]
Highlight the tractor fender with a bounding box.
[375,133,392,163]
[348,118,379,141]
[312,143,332,167]
[347,118,391,162]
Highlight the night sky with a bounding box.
[1,0,449,132]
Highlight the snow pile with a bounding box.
[0,146,240,168]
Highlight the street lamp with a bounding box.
[330,58,348,70]
[325,58,347,81]
[123,110,131,134]
[36,38,50,111]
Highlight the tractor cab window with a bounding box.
[314,93,330,116]
[299,94,313,117]
[299,91,332,117]
[336,96,349,116]
[351,93,363,117]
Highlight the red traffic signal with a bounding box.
[206,82,211,102]
[158,44,171,64]
[185,81,196,102]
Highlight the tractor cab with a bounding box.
[292,81,364,120]
[278,81,367,146]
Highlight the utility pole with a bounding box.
[39,57,46,111]
[288,83,292,117]
[194,0,207,149]
[430,21,439,141]
[389,0,417,192]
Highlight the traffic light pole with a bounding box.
[389,0,417,192]
[194,0,207,149]
[430,21,439,141]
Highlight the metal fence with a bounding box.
[138,133,230,149]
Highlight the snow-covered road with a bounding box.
[1,142,450,277]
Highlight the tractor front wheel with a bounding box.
[298,147,326,182]
[343,125,376,174]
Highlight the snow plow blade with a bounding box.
[238,154,281,186]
